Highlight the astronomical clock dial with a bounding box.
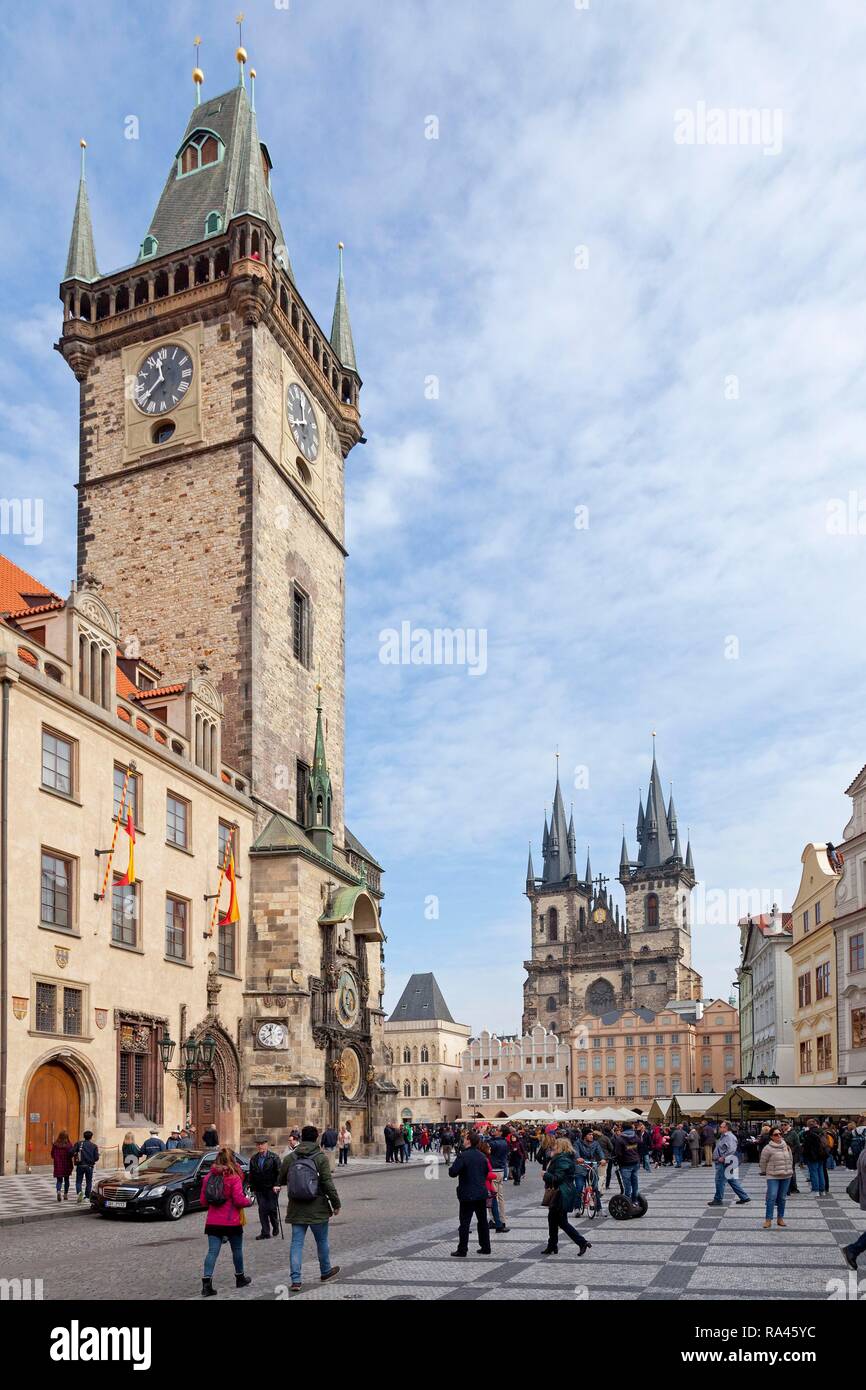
[133,343,194,415]
[286,382,320,461]
[339,1047,361,1100]
[256,1021,287,1049]
[336,968,360,1029]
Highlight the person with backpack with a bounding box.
[614,1123,641,1203]
[278,1124,341,1294]
[73,1130,100,1202]
[846,1117,866,1170]
[841,1134,866,1271]
[199,1146,253,1297]
[802,1118,829,1195]
[249,1134,281,1240]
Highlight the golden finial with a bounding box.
[338,241,344,250]
[250,67,256,78]
[80,138,87,148]
[236,11,247,64]
[192,37,204,99]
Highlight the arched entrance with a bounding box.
[26,1062,80,1166]
[191,1071,217,1140]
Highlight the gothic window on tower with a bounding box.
[177,130,224,177]
[295,761,311,825]
[646,893,659,928]
[546,996,557,1012]
[292,585,312,667]
[548,908,559,942]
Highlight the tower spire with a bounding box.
[236,12,247,87]
[304,683,334,860]
[330,242,358,372]
[526,843,535,890]
[63,140,99,284]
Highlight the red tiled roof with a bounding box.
[6,598,65,621]
[0,553,60,614]
[133,683,185,700]
[115,665,139,699]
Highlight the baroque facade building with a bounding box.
[52,49,391,1152]
[0,556,254,1171]
[736,908,794,1084]
[384,973,470,1124]
[834,766,866,1085]
[523,751,701,1038]
[788,843,841,1085]
[461,1026,571,1120]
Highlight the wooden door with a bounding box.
[191,1071,216,1143]
[26,1063,80,1166]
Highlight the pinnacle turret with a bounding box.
[63,142,99,284]
[330,242,358,373]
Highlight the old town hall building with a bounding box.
[523,751,702,1038]
[30,44,393,1159]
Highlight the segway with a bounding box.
[608,1163,648,1220]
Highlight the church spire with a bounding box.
[304,684,333,860]
[526,843,535,891]
[584,847,592,885]
[330,242,358,372]
[63,140,99,284]
[620,832,630,876]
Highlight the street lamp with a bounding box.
[757,1069,767,1085]
[769,1070,779,1087]
[158,1031,217,1131]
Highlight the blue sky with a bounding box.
[2,1,866,1033]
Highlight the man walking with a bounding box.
[707,1120,751,1207]
[700,1118,716,1166]
[614,1122,642,1204]
[249,1134,281,1240]
[449,1131,492,1256]
[670,1123,687,1168]
[320,1123,338,1160]
[802,1118,829,1196]
[487,1130,510,1232]
[278,1125,341,1294]
[73,1130,99,1203]
[383,1122,395,1163]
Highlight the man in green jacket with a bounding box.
[278,1125,341,1293]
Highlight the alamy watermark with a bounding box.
[674,102,784,157]
[0,498,43,546]
[379,622,487,677]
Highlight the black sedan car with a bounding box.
[91,1149,251,1221]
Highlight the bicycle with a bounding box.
[575,1160,603,1219]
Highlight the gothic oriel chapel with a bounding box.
[523,750,702,1038]
[57,43,396,1148]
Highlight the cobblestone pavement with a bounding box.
[0,1158,861,1301]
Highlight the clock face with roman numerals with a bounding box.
[286,382,320,462]
[133,343,194,415]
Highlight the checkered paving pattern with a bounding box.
[231,1161,865,1302]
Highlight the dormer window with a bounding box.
[177,130,224,178]
[260,143,272,190]
[141,235,158,259]
[204,210,223,237]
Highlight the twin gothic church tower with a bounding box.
[57,47,393,1147]
[522,752,702,1037]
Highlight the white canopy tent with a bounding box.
[706,1085,866,1119]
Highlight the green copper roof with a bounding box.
[140,84,293,278]
[329,249,357,372]
[63,150,99,283]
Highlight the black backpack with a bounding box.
[203,1169,226,1205]
[287,1154,320,1202]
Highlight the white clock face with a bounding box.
[257,1022,287,1049]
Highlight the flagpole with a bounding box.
[96,763,135,902]
[206,825,234,938]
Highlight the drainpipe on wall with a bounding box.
[0,674,14,1175]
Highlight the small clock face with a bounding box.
[286,383,320,462]
[337,969,360,1029]
[133,343,194,415]
[257,1021,287,1049]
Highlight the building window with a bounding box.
[205,210,223,236]
[702,1053,711,1070]
[593,1080,602,1097]
[798,972,812,1008]
[625,1053,634,1072]
[218,819,236,868]
[606,1055,616,1073]
[579,1083,588,1098]
[555,1082,564,1098]
[670,1032,679,1044]
[404,1081,412,1097]
[578,1055,587,1073]
[671,1075,681,1092]
[114,764,140,826]
[646,893,659,928]
[165,895,188,960]
[295,762,310,826]
[112,879,138,948]
[655,1052,665,1070]
[548,908,558,943]
[540,1083,549,1099]
[117,1019,159,1123]
[218,918,236,974]
[816,961,831,1001]
[850,932,865,974]
[724,1053,734,1070]
[592,1055,602,1073]
[41,851,72,930]
[799,1039,813,1074]
[177,130,224,177]
[466,1085,475,1100]
[803,909,810,933]
[814,900,822,926]
[41,729,74,796]
[421,1079,430,1098]
[626,1079,635,1097]
[496,1085,505,1099]
[35,982,57,1032]
[546,996,557,1012]
[166,793,189,849]
[723,1032,733,1044]
[671,1051,680,1069]
[402,1047,411,1064]
[639,1053,648,1071]
[292,586,311,667]
[816,1034,832,1071]
[525,1084,534,1099]
[35,980,85,1036]
[63,988,83,1036]
[852,1008,866,1049]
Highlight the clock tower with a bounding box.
[57,47,395,1149]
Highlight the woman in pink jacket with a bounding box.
[51,1130,75,1201]
[200,1146,254,1296]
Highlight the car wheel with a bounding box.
[164,1192,186,1221]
